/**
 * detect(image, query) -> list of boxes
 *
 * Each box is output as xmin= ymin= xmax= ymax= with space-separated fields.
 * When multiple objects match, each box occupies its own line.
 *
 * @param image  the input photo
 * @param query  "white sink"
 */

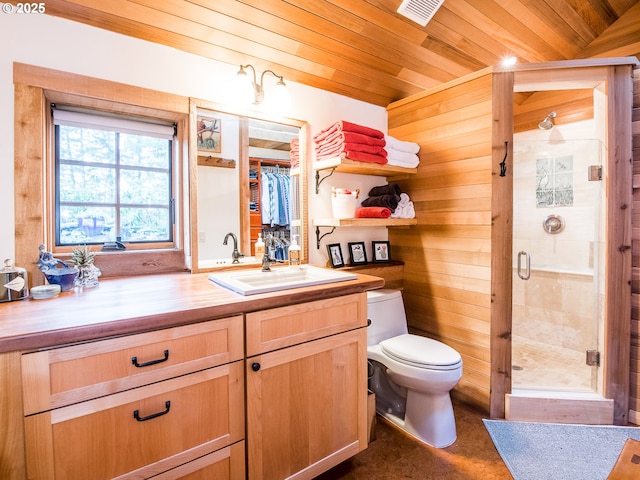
xmin=208 ymin=264 xmax=358 ymax=295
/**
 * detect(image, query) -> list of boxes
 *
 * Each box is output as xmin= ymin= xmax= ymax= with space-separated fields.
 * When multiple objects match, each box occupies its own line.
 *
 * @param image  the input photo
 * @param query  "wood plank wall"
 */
xmin=387 ymin=71 xmax=494 ymax=412
xmin=386 ymin=3 xmax=640 ymax=419
xmin=631 ymin=67 xmax=640 ymax=424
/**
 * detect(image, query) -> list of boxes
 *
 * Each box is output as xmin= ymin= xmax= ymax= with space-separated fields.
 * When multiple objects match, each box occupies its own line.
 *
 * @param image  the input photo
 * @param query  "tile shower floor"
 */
xmin=512 ymin=335 xmax=594 ymax=391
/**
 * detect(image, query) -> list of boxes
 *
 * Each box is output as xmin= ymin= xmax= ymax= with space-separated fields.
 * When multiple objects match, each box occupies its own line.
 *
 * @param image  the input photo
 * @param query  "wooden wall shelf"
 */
xmin=314 ymin=157 xmax=417 ymax=193
xmin=197 ymin=155 xmax=236 ymax=168
xmin=313 ymin=218 xmax=417 ymax=249
xmin=313 ymin=218 xmax=417 ymax=227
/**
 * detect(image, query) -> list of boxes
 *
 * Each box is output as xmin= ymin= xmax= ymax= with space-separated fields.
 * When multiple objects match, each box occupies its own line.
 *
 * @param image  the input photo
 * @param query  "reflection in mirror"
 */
xmin=244 ymin=119 xmax=300 ymax=258
xmin=189 ymin=100 xmax=307 ymax=272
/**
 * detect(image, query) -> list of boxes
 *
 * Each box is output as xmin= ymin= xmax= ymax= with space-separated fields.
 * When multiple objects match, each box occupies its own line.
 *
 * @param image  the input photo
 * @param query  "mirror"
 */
xmin=189 ymin=99 xmax=308 ymax=272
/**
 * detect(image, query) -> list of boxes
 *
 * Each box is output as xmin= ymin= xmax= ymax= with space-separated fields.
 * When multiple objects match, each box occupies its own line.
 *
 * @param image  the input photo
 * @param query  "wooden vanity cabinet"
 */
xmin=21 ymin=316 xmax=245 ymax=480
xmin=245 ymin=293 xmax=369 ymax=480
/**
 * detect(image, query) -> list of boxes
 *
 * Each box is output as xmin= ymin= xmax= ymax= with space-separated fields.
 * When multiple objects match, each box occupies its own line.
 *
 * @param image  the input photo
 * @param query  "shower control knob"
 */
xmin=251 ymin=362 xmax=261 ymax=372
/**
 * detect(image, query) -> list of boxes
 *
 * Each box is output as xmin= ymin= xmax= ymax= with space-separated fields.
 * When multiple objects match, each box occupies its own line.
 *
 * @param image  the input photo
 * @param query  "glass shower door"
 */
xmin=511 ymin=139 xmax=604 ymax=393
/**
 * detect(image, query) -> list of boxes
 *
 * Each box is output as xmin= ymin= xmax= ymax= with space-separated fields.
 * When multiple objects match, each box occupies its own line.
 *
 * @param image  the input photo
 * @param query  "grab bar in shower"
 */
xmin=517 ymin=251 xmax=531 ymax=280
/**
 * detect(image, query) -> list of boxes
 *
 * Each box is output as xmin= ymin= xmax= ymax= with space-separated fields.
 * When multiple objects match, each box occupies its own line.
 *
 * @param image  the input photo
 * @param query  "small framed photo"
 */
xmin=327 ymin=243 xmax=345 ymax=268
xmin=372 ymin=241 xmax=391 ymax=263
xmin=348 ymin=242 xmax=367 ymax=266
xmin=196 ymin=114 xmax=222 ymax=153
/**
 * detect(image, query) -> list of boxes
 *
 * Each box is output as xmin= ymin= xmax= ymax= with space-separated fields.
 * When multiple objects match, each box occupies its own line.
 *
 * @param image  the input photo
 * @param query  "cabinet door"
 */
xmin=246 ymin=328 xmax=368 ymax=480
xmin=246 ymin=293 xmax=367 ymax=356
xmin=24 ymin=362 xmax=244 ymax=480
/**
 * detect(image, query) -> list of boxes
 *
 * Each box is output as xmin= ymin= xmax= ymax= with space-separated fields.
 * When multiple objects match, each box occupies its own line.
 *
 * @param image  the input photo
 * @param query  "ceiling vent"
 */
xmin=396 ymin=0 xmax=445 ymax=27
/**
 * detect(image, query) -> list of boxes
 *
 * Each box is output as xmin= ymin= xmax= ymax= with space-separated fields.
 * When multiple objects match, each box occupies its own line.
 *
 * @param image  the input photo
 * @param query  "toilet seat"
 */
xmin=380 ymin=334 xmax=462 ymax=371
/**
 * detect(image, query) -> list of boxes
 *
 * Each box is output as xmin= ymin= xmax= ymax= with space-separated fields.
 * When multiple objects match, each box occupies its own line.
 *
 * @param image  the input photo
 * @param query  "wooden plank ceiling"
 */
xmin=42 ymin=0 xmax=640 ymax=107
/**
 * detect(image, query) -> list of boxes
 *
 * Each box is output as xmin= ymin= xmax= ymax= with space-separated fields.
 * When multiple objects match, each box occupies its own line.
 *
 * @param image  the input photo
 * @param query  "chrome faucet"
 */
xmin=261 ymin=234 xmax=274 ymax=271
xmin=261 ymin=234 xmax=283 ymax=271
xmin=223 ymin=232 xmax=244 ymax=264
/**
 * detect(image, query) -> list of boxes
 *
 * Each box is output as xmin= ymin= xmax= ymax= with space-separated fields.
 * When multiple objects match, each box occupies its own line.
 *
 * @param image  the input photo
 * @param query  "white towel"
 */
xmin=390 ymin=193 xmax=416 ymax=219
xmin=386 ymin=148 xmax=420 ymax=168
xmin=384 ymin=135 xmax=420 ymax=154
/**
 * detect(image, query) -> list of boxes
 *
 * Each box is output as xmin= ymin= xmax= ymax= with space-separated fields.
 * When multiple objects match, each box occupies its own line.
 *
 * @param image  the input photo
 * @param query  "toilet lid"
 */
xmin=380 ymin=334 xmax=462 ymax=370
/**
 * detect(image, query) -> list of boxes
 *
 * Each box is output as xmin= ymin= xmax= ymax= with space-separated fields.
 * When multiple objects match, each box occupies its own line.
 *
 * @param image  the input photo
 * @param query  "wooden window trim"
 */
xmin=13 ymin=63 xmax=190 ymax=283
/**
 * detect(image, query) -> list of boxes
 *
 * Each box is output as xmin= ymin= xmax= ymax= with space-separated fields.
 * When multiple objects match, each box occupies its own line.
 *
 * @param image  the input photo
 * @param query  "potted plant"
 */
xmin=71 ymin=245 xmax=101 ymax=288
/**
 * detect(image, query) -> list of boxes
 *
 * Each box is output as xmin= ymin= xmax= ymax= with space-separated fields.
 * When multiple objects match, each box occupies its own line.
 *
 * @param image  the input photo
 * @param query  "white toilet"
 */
xmin=367 ymin=289 xmax=463 ymax=448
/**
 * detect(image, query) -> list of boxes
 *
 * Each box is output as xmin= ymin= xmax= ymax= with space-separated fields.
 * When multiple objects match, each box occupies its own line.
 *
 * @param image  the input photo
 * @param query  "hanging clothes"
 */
xmin=260 ymin=170 xmax=290 ymax=227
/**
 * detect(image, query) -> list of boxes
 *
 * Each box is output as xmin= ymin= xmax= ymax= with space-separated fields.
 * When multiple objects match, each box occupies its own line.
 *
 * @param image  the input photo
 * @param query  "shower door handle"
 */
xmin=517 ymin=251 xmax=531 ymax=280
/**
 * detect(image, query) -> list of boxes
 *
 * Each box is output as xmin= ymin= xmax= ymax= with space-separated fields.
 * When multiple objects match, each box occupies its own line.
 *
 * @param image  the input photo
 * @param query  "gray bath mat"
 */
xmin=483 ymin=419 xmax=640 ymax=480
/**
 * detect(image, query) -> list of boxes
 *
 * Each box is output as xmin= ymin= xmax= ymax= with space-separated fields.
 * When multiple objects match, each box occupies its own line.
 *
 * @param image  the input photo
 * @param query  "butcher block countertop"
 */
xmin=0 ymin=270 xmax=384 ymax=354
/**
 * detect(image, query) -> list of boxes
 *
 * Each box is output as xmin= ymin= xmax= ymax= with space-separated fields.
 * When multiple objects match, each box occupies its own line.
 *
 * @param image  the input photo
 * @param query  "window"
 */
xmin=53 ymin=108 xmax=176 ymax=247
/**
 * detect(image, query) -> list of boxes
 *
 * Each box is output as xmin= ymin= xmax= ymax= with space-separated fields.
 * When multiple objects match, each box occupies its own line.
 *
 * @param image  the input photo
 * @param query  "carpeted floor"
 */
xmin=484 ymin=420 xmax=640 ymax=480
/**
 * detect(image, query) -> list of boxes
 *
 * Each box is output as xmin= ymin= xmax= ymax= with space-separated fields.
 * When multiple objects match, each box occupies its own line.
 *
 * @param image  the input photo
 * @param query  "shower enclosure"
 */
xmin=511 ymin=139 xmax=605 ymax=394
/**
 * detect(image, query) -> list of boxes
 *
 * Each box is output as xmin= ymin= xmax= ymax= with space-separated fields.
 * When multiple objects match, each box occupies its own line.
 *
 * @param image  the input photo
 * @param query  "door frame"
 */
xmin=489 ymin=59 xmax=637 ymax=424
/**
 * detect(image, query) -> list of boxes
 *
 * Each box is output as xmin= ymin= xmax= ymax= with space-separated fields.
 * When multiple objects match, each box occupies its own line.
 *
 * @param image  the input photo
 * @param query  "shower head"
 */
xmin=538 ymin=111 xmax=557 ymax=130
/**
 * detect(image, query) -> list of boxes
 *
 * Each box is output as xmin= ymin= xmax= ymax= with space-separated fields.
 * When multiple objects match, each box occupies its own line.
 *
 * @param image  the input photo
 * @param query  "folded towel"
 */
xmin=390 ymin=193 xmax=416 ymax=219
xmin=384 ymin=134 xmax=420 ymax=154
xmin=361 ymin=194 xmax=400 ymax=210
xmin=316 ymin=141 xmax=387 ymax=158
xmin=356 ymin=206 xmax=392 ymax=218
xmin=342 ymin=151 xmax=387 ymax=164
xmin=386 ymin=148 xmax=420 ymax=168
xmin=390 ymin=201 xmax=415 ymax=219
xmin=289 ymin=138 xmax=299 ymax=168
xmin=316 ymin=131 xmax=386 ymax=149
xmin=397 ymin=192 xmax=411 ymax=207
xmin=315 ymin=120 xmax=385 ymax=144
xmin=368 ymin=183 xmax=401 ymax=197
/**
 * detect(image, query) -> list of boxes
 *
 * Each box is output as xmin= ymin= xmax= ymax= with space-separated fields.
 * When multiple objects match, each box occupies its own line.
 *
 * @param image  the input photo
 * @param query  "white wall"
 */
xmin=0 ymin=12 xmax=388 ymax=267
xmin=197 ymin=113 xmax=241 ymax=260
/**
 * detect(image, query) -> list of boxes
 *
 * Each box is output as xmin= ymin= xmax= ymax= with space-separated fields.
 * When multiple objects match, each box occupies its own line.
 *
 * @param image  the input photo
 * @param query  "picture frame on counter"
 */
xmin=327 ymin=243 xmax=345 ymax=268
xmin=348 ymin=241 xmax=367 ymax=266
xmin=372 ymin=241 xmax=391 ymax=263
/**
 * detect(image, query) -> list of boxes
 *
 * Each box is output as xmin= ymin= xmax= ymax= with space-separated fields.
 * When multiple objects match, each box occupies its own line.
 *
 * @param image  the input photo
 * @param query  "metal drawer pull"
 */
xmin=133 ymin=400 xmax=171 ymax=422
xmin=131 ymin=349 xmax=169 ymax=368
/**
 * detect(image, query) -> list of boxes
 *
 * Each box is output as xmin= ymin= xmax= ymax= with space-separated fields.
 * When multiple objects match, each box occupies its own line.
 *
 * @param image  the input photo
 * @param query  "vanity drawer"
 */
xmin=246 ymin=293 xmax=367 ymax=356
xmin=24 ymin=361 xmax=244 ymax=480
xmin=21 ymin=315 xmax=243 ymax=415
xmin=152 ymin=441 xmax=245 ymax=480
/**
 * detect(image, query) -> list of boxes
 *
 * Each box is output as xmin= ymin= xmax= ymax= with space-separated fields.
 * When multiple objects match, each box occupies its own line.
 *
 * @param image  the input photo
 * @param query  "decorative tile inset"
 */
xmin=536 ymin=155 xmax=574 ymax=207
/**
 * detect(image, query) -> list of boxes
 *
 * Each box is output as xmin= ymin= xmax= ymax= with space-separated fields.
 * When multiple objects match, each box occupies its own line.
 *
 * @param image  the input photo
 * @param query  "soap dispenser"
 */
xmin=255 ymin=232 xmax=265 ymax=258
xmin=288 ymin=234 xmax=301 ymax=267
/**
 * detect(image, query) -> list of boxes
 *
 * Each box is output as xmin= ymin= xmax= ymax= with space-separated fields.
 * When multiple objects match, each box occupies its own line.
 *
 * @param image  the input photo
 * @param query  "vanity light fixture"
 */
xmin=236 ymin=64 xmax=291 ymax=112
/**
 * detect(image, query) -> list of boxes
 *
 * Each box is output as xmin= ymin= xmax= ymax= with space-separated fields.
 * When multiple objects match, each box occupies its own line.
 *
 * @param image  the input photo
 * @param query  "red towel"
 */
xmin=318 ymin=131 xmax=386 ymax=148
xmin=316 ymin=142 xmax=387 ymax=158
xmin=314 ymin=120 xmax=385 ymax=144
xmin=356 ymin=207 xmax=392 ymax=218
xmin=289 ymin=137 xmax=299 ymax=168
xmin=342 ymin=151 xmax=388 ymax=164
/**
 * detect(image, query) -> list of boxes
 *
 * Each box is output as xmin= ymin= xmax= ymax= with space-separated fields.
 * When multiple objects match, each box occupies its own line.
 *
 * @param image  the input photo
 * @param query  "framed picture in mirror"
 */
xmin=196 ymin=114 xmax=222 ymax=153
xmin=327 ymin=243 xmax=345 ymax=268
xmin=372 ymin=241 xmax=391 ymax=263
xmin=348 ymin=242 xmax=367 ymax=266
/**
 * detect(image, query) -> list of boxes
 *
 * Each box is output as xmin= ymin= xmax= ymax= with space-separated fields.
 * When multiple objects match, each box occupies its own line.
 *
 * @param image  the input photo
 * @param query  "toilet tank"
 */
xmin=367 ymin=289 xmax=409 ymax=345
